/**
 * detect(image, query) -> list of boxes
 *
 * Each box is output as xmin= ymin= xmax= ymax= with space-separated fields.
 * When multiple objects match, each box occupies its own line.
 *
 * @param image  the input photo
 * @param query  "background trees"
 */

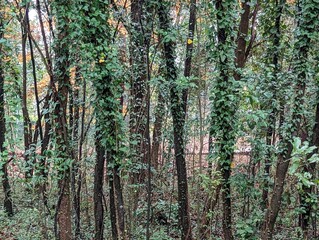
xmin=0 ymin=0 xmax=318 ymax=240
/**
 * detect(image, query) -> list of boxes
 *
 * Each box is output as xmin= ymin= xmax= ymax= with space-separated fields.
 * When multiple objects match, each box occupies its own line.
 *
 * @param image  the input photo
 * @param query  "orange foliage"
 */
xmin=17 ymin=53 xmax=32 ymax=63
xmin=37 ymin=74 xmax=50 ymax=94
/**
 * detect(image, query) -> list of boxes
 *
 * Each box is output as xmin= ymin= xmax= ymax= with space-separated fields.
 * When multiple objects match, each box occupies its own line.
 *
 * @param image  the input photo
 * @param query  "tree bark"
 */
xmin=129 ymin=0 xmax=152 ymax=187
xmin=261 ymin=1 xmax=316 ymax=238
xmin=52 ymin=1 xmax=72 ymax=238
xmin=182 ymin=0 xmax=196 ymax=113
xmin=70 ymin=67 xmax=81 ymax=238
xmin=94 ymin=135 xmax=106 ymax=240
xmin=262 ymin=0 xmax=283 ymax=210
xmin=0 ymin=14 xmax=13 ymax=216
xmin=80 ymin=1 xmax=126 ymax=238
xmin=129 ymin=2 xmax=153 ymax=236
xmin=158 ymin=1 xmax=192 ymax=238
xmin=212 ymin=0 xmax=251 ymax=238
xmin=35 ymin=0 xmax=54 ymax=208
xmin=21 ymin=3 xmax=33 ymax=179
xmin=299 ymin=91 xmax=319 ymax=237
xmin=151 ymin=86 xmax=165 ymax=169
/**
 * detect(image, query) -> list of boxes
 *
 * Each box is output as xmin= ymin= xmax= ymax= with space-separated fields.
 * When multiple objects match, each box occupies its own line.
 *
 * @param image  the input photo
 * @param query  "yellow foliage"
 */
xmin=3 ymin=56 xmax=11 ymax=62
xmin=70 ymin=66 xmax=77 ymax=85
xmin=231 ymin=162 xmax=235 ymax=169
xmin=99 ymin=58 xmax=105 ymax=63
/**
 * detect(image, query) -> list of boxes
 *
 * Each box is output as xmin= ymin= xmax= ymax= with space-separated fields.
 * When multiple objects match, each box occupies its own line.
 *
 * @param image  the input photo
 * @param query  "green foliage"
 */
xmin=290 ymin=137 xmax=319 ymax=188
xmin=1 ymin=0 xmax=319 ymax=239
xmin=236 ymin=218 xmax=258 ymax=240
xmin=198 ymin=170 xmax=222 ymax=195
xmin=207 ymin=8 xmax=241 ymax=206
xmin=0 ymin=207 xmax=54 ymax=239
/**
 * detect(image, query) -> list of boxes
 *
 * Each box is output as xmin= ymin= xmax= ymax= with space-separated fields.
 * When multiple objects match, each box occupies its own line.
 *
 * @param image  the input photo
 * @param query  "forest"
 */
xmin=0 ymin=0 xmax=318 ymax=239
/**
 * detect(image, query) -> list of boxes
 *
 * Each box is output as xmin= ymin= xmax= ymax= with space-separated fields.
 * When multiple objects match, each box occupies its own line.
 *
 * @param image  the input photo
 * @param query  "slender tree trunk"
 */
xmin=158 ymin=1 xmax=192 ymax=238
xmin=0 ymin=16 xmax=13 ymax=216
xmin=113 ymin=164 xmax=125 ymax=237
xmin=212 ymin=0 xmax=249 ymax=238
xmin=80 ymin=1 xmax=126 ymax=238
xmin=54 ymin=83 xmax=72 ymax=240
xmin=35 ymin=0 xmax=54 ymax=207
xmin=53 ymin=1 xmax=72 ymax=238
xmin=107 ymin=149 xmax=120 ymax=240
xmin=299 ymin=92 xmax=319 ymax=237
xmin=129 ymin=2 xmax=153 ymax=236
xmin=261 ymin=1 xmax=317 ymax=238
xmin=117 ymin=88 xmax=126 ymax=238
xmin=262 ymin=0 xmax=283 ymax=210
xmin=151 ymin=87 xmax=165 ymax=170
xmin=129 ymin=0 xmax=152 ymax=189
xmin=211 ymin=1 xmax=252 ymax=238
xmin=94 ymin=78 xmax=123 ymax=240
xmin=70 ymin=67 xmax=81 ymax=238
xmin=94 ymin=135 xmax=105 ymax=240
xmin=182 ymin=0 xmax=196 ymax=112
xmin=21 ymin=4 xmax=33 ymax=179
xmin=27 ymin=9 xmax=43 ymax=147
xmin=78 ymin=77 xmax=86 ymax=229
xmin=151 ymin=61 xmax=166 ymax=170
xmin=26 ymin=9 xmax=46 ymax=197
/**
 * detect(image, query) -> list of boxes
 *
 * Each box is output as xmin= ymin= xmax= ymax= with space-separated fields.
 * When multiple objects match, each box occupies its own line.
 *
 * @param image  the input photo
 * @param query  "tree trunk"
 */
xmin=76 ymin=0 xmax=126 ymax=238
xmin=108 ymin=153 xmax=118 ymax=240
xmin=262 ymin=0 xmax=283 ymax=210
xmin=299 ymin=92 xmax=319 ymax=237
xmin=0 ymin=15 xmax=13 ymax=216
xmin=158 ymin=1 xmax=192 ymax=238
xmin=21 ymin=4 xmax=33 ymax=180
xmin=129 ymin=2 xmax=153 ymax=235
xmin=54 ymin=82 xmax=72 ymax=240
xmin=53 ymin=1 xmax=72 ymax=238
xmin=94 ymin=135 xmax=106 ymax=240
xmin=212 ymin=0 xmax=245 ymax=238
xmin=151 ymin=61 xmax=166 ymax=170
xmin=151 ymin=88 xmax=165 ymax=170
xmin=211 ymin=1 xmax=252 ymax=238
xmin=70 ymin=67 xmax=81 ymax=238
xmin=129 ymin=0 xmax=152 ymax=188
xmin=182 ymin=0 xmax=196 ymax=112
xmin=235 ymin=0 xmax=250 ymax=71
xmin=261 ymin=1 xmax=316 ymax=238
xmin=35 ymin=0 xmax=54 ymax=207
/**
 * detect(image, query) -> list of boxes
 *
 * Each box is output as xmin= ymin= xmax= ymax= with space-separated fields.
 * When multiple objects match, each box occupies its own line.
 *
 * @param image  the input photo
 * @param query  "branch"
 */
xmin=245 ymin=3 xmax=259 ymax=61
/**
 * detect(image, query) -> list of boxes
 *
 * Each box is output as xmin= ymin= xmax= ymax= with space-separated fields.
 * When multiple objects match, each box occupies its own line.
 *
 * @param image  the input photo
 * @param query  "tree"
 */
xmin=0 ymin=4 xmax=13 ymax=217
xmin=261 ymin=0 xmax=319 ymax=238
xmin=129 ymin=0 xmax=152 ymax=195
xmin=52 ymin=0 xmax=72 ymax=238
xmin=209 ymin=0 xmax=253 ymax=238
xmin=78 ymin=0 xmax=126 ymax=239
xmin=261 ymin=0 xmax=284 ymax=209
xmin=158 ymin=0 xmax=193 ymax=238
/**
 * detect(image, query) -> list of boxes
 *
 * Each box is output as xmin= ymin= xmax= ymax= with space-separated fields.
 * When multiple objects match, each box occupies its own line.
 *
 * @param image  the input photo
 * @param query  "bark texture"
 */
xmin=261 ymin=1 xmax=317 ymax=238
xmin=53 ymin=1 xmax=72 ymax=238
xmin=0 ymin=14 xmax=13 ymax=216
xmin=158 ymin=1 xmax=192 ymax=238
